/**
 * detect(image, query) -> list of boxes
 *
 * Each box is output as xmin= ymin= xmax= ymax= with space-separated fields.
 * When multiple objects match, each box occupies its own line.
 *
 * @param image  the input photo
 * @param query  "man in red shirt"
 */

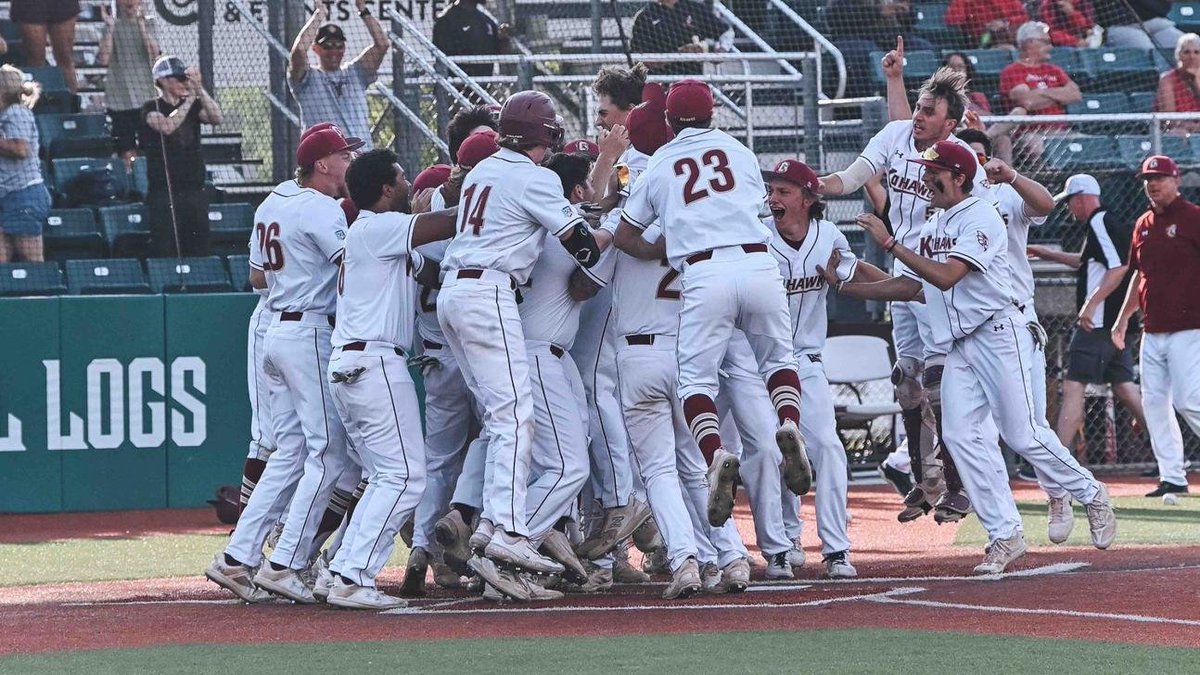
xmin=946 ymin=0 xmax=1028 ymax=48
xmin=1113 ymin=155 xmax=1200 ymax=497
xmin=999 ymin=21 xmax=1081 ymax=159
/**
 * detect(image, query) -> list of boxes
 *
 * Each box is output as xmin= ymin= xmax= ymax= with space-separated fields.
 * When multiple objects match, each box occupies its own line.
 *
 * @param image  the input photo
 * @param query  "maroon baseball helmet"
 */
xmin=1138 ymin=154 xmax=1180 ymax=178
xmin=563 ymin=138 xmax=601 ymax=159
xmin=412 ymin=164 xmax=452 ymax=192
xmin=499 ymin=90 xmax=564 ymax=148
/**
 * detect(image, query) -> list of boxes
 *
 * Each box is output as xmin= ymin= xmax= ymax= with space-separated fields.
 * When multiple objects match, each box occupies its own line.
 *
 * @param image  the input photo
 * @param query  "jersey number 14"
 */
xmin=459 ymin=185 xmax=492 ymax=235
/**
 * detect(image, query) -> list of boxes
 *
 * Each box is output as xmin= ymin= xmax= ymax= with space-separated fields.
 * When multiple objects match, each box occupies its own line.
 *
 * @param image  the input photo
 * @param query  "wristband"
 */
xmin=883 ymin=236 xmax=897 ymax=252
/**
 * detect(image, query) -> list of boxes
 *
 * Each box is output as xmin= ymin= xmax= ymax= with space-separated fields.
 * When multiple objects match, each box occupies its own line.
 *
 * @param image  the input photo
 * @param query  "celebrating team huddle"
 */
xmin=205 ymin=58 xmax=1120 ymax=609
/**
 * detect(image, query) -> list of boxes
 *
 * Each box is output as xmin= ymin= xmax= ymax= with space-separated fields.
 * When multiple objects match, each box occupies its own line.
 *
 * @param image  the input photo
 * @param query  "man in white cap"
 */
xmin=998 ymin=21 xmax=1081 ymax=159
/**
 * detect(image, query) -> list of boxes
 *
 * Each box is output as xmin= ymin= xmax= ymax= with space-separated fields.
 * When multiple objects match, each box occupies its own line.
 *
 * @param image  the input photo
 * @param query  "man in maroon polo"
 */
xmin=1113 ymin=155 xmax=1200 ymax=497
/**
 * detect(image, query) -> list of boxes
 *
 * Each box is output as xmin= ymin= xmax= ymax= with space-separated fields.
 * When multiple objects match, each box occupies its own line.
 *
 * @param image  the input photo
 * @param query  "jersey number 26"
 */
xmin=255 ymin=222 xmax=285 ymax=271
xmin=674 ymin=150 xmax=735 ymax=205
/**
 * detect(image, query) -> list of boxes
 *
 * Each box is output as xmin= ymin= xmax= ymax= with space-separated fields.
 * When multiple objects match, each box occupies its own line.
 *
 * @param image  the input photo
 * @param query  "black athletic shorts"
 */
xmin=1065 ymin=327 xmax=1135 ymax=385
xmin=10 ymin=0 xmax=80 ymax=25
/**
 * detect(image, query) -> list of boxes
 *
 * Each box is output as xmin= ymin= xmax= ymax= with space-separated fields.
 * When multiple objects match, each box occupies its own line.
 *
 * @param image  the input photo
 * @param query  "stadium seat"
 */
xmin=51 ymin=157 xmax=130 ymax=206
xmin=130 ymin=158 xmax=149 ymax=198
xmin=1048 ymin=47 xmax=1086 ymax=83
xmin=146 ymin=256 xmax=233 ymax=293
xmin=23 ymin=65 xmax=74 ymax=114
xmin=0 ymin=20 xmax=23 ymax=67
xmin=913 ymin=4 xmax=964 ymax=49
xmin=207 ymin=202 xmax=255 ymax=256
xmin=955 ymin=49 xmax=1012 ymax=90
xmin=1116 ymin=135 xmax=1194 ymax=170
xmin=43 ymin=208 xmax=107 ymax=261
xmin=225 ymin=254 xmax=252 ymax=291
xmin=97 ymin=204 xmax=152 ymax=258
xmin=1128 ymin=91 xmax=1156 ymax=112
xmin=1079 ymin=48 xmax=1160 ymax=93
xmin=0 ymin=262 xmax=66 ymax=297
xmin=35 ymin=113 xmax=111 ymax=159
xmin=65 ymin=258 xmax=151 ymax=295
xmin=1040 ymin=136 xmax=1123 ymax=173
xmin=1066 ymin=93 xmax=1132 ymax=133
xmin=870 ymin=50 xmax=939 ymax=89
xmin=1172 ymin=1 xmax=1200 ymax=33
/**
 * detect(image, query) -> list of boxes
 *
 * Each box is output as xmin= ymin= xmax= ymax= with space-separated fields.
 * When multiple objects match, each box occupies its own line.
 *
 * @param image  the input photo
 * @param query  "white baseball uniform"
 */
xmin=907 ymin=196 xmax=1102 ymax=543
xmin=225 ymin=180 xmax=350 ymax=570
xmin=325 ymin=209 xmax=427 ymax=587
xmin=438 ymin=148 xmax=587 ymax=537
xmin=611 ymin=226 xmax=748 ymax=571
xmin=246 ymin=230 xmax=276 ymax=462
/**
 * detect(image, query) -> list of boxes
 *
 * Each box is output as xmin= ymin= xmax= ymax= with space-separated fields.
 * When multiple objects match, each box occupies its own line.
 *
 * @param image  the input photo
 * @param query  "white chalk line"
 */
xmin=869 ymin=596 xmax=1200 ymax=627
xmin=745 ymin=584 xmax=811 ymax=593
xmin=633 ymin=562 xmax=1090 ymax=587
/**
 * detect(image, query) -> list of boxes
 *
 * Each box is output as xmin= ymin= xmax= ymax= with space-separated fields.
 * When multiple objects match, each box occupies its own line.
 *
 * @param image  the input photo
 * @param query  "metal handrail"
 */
xmin=448 ymin=51 xmax=816 ymax=63
xmin=712 ymin=0 xmax=801 ymax=80
xmin=369 ymin=83 xmax=451 ymax=158
xmin=383 ymin=31 xmax=475 ymax=110
xmin=226 ymin=0 xmax=297 ymax=126
xmin=383 ymin=7 xmax=499 ymax=106
xmin=762 ymin=0 xmax=846 ymax=99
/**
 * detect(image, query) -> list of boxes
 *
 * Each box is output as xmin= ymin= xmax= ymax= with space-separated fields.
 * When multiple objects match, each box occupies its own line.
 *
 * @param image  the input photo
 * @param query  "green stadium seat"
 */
xmin=1128 ymin=91 xmax=1156 ymax=112
xmin=35 ymin=113 xmax=111 ymax=159
xmin=130 ymin=157 xmax=149 ymax=198
xmin=97 ymin=204 xmax=151 ymax=258
xmin=1079 ymin=48 xmax=1160 ymax=93
xmin=0 ymin=20 xmax=24 ymax=67
xmin=146 ymin=256 xmax=233 ymax=293
xmin=51 ymin=157 xmax=130 ymax=206
xmin=1040 ymin=136 xmax=1123 ymax=173
xmin=955 ymin=49 xmax=1012 ymax=90
xmin=24 ymin=66 xmax=74 ymax=114
xmin=226 ymin=254 xmax=253 ymax=291
xmin=870 ymin=50 xmax=939 ymax=89
xmin=0 ymin=262 xmax=66 ymax=297
xmin=913 ymin=4 xmax=964 ymax=49
xmin=1116 ymin=135 xmax=1194 ymax=170
xmin=1048 ymin=47 xmax=1086 ymax=83
xmin=207 ymin=203 xmax=254 ymax=234
xmin=65 ymin=258 xmax=151 ymax=295
xmin=43 ymin=208 xmax=106 ymax=261
xmin=1066 ymin=93 xmax=1132 ymax=133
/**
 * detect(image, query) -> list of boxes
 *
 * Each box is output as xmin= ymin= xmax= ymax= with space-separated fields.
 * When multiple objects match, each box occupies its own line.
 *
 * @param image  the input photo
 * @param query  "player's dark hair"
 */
xmin=543 ymin=152 xmax=593 ymax=199
xmin=956 ymin=128 xmax=991 ymax=156
xmin=592 ymin=63 xmax=649 ymax=110
xmin=448 ymin=105 xmax=499 ymax=163
xmin=346 ymin=148 xmax=400 ymax=210
xmin=918 ymin=67 xmax=969 ymax=125
xmin=805 ymin=189 xmax=826 ymax=221
xmin=960 ymin=177 xmax=975 ymax=194
xmin=499 ymin=136 xmax=541 ymax=153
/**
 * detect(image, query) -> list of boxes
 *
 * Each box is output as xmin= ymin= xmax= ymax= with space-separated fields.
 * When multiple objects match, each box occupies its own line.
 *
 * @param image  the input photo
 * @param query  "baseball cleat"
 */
xmin=701 ymin=561 xmax=724 ymax=594
xmin=662 ymin=557 xmax=702 ymax=600
xmin=1046 ymin=496 xmax=1075 ymax=544
xmin=706 ymin=448 xmax=741 ymax=527
xmin=399 ymin=546 xmax=429 ymax=598
xmin=717 ymin=557 xmax=750 ymax=593
xmin=469 ymin=518 xmax=496 ymax=554
xmin=469 ymin=555 xmax=530 ymax=602
xmin=432 ymin=561 xmax=464 ymax=589
xmin=631 ymin=515 xmax=663 ymax=553
xmin=1085 ymin=483 xmax=1117 ymax=550
xmin=310 ymin=554 xmax=332 ymax=602
xmin=1144 ymin=481 xmax=1189 ymax=498
xmin=613 ymin=557 xmax=651 ymax=584
xmin=485 ymin=531 xmax=565 ymax=576
xmin=776 ymin=420 xmax=813 ymax=496
xmin=973 ymin=533 xmax=1027 ymax=575
xmin=878 ymin=462 xmax=914 ymax=497
xmin=254 ymin=564 xmax=317 ymax=604
xmin=764 ymin=551 xmax=794 ymax=580
xmin=520 ymin=573 xmax=565 ymax=601
xmin=434 ymin=510 xmax=474 ymax=575
xmin=787 ymin=541 xmax=806 ymax=569
xmin=821 ymin=551 xmax=857 ymax=579
xmin=576 ymin=499 xmax=653 ymax=560
xmin=933 ymin=490 xmax=971 ymax=524
xmin=538 ymin=529 xmax=590 ymax=585
xmin=642 ymin=547 xmax=670 ymax=576
xmin=326 ymin=579 xmax=407 ymax=610
xmin=562 ymin=564 xmax=613 ymax=593
xmin=205 ymin=553 xmax=268 ymax=603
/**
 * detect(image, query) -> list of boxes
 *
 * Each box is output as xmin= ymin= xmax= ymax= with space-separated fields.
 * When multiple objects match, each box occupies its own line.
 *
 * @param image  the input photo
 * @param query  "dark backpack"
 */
xmin=66 ymin=165 xmax=121 ymax=207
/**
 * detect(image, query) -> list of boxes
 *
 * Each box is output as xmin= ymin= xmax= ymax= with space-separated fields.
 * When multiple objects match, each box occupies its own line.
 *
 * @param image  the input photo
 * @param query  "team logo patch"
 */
xmin=335 ymin=230 xmax=347 ymax=240
xmin=562 ymin=206 xmax=573 ymax=217
xmin=976 ymin=231 xmax=989 ymax=249
xmin=1167 ymin=224 xmax=1178 ymax=238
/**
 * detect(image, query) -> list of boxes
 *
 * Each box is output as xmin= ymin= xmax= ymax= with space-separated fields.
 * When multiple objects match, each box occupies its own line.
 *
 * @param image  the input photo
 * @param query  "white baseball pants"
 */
xmin=678 ymin=435 xmax=749 ymax=568
xmin=438 ymin=272 xmax=535 ymax=537
xmin=1141 ymin=329 xmax=1200 ymax=487
xmin=246 ymin=298 xmax=276 ymax=460
xmin=524 ymin=342 xmax=590 ymax=538
xmin=794 ymin=356 xmax=850 ymax=555
xmin=328 ymin=345 xmax=426 ymax=587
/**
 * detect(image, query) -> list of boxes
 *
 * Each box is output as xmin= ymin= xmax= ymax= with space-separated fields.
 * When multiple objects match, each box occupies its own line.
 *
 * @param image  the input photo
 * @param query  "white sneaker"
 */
xmin=311 ymin=556 xmax=333 ymax=602
xmin=485 ymin=531 xmax=564 ymax=575
xmin=467 ymin=555 xmax=530 ymax=602
xmin=520 ymin=573 xmax=565 ymax=601
xmin=539 ymin=529 xmax=589 ymax=585
xmin=205 ymin=553 xmax=269 ymax=603
xmin=662 ymin=557 xmax=702 ymax=600
xmin=822 ymin=551 xmax=857 ymax=579
xmin=326 ymin=579 xmax=406 ymax=610
xmin=764 ymin=552 xmax=794 ymax=580
xmin=706 ymin=448 xmax=741 ymax=527
xmin=1084 ymin=483 xmax=1117 ymax=550
xmin=254 ymin=564 xmax=317 ymax=603
xmin=700 ymin=561 xmax=724 ymax=595
xmin=973 ymin=533 xmax=1028 ymax=575
xmin=718 ymin=557 xmax=750 ymax=593
xmin=1047 ymin=496 xmax=1074 ymax=544
xmin=787 ymin=542 xmax=806 ymax=569
xmin=776 ymin=419 xmax=813 ymax=496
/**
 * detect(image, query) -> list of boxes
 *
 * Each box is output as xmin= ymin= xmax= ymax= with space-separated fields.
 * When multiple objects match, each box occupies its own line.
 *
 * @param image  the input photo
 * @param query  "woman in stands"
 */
xmin=1156 ymin=33 xmax=1200 ymax=134
xmin=941 ymin=51 xmax=991 ymax=114
xmin=0 ymin=65 xmax=49 ymax=262
xmin=9 ymin=0 xmax=79 ymax=94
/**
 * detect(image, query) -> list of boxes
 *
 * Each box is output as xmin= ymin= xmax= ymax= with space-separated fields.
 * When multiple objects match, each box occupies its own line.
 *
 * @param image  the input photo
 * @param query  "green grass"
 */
xmin=0 ymin=630 xmax=1195 ymax=674
xmin=955 ymin=494 xmax=1200 ymax=547
xmin=0 ymin=534 xmax=410 ymax=587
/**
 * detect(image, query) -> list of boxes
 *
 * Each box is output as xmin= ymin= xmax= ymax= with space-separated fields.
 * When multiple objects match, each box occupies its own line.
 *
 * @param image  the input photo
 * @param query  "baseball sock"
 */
xmin=900 ymin=409 xmax=924 ymax=485
xmin=239 ymin=458 xmax=268 ymax=516
xmin=683 ymin=394 xmax=722 ymax=464
xmin=765 ymin=370 xmax=802 ymax=426
xmin=314 ymin=487 xmax=354 ymax=545
xmin=939 ymin=443 xmax=964 ymax=493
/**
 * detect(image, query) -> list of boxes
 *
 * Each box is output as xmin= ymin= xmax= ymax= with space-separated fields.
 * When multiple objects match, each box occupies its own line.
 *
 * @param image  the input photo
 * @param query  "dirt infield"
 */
xmin=2 ymin=477 xmax=1197 ymax=655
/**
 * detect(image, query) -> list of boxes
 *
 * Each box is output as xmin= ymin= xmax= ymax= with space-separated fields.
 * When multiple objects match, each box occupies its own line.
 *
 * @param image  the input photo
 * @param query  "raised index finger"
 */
xmin=896 ymin=35 xmax=904 ymax=58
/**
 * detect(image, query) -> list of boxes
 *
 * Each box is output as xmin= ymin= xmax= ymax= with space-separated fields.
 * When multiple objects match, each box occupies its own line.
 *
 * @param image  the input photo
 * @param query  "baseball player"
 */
xmin=239 ymin=233 xmax=276 ymax=516
xmin=820 ymin=65 xmax=992 ymax=524
xmin=437 ymin=90 xmax=600 ymax=591
xmin=832 ymin=141 xmax=1116 ymax=574
xmin=319 ymin=148 xmax=458 ymax=609
xmin=206 ymin=125 xmax=362 ymax=602
xmin=1113 ymin=155 xmax=1200 ymax=498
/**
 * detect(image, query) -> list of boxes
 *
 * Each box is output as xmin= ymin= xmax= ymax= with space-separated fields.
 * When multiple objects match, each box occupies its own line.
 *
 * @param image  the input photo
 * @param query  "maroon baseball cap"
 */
xmin=666 ymin=79 xmax=714 ymax=124
xmin=642 ymin=82 xmax=667 ymax=109
xmin=1138 ymin=154 xmax=1180 ymax=178
xmin=762 ymin=159 xmax=819 ymax=192
xmin=339 ymin=197 xmax=360 ymax=225
xmin=563 ymin=138 xmax=600 ymax=159
xmin=413 ymin=164 xmax=452 ymax=192
xmin=907 ymin=140 xmax=977 ymax=183
xmin=627 ymin=102 xmax=674 ymax=156
xmin=300 ymin=122 xmax=338 ymax=141
xmin=296 ymin=127 xmax=364 ymax=169
xmin=456 ymin=130 xmax=500 ymax=168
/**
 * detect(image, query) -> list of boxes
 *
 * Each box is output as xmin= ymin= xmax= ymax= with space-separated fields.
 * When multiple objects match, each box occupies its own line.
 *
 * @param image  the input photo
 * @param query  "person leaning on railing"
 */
xmin=1156 ymin=33 xmax=1200 ymax=135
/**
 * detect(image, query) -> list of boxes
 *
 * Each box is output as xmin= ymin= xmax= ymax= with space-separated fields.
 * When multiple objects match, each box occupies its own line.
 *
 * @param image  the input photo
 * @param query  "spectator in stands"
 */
xmin=9 ymin=0 xmax=78 ymax=94
xmin=289 ymin=0 xmax=388 ymax=149
xmin=1100 ymin=0 xmax=1183 ymax=51
xmin=630 ymin=0 xmax=730 ymax=76
xmin=0 ymin=65 xmax=49 ymax=262
xmin=138 ymin=56 xmax=222 ymax=258
xmin=432 ymin=0 xmax=511 ymax=78
xmin=1038 ymin=0 xmax=1100 ymax=48
xmin=824 ymin=0 xmax=935 ymax=97
xmin=941 ymin=51 xmax=991 ymax=114
xmin=999 ymin=21 xmax=1080 ymax=159
xmin=945 ymin=0 xmax=1028 ymax=49
xmin=1156 ymin=33 xmax=1200 ymax=134
xmin=98 ymin=0 xmax=160 ymax=173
